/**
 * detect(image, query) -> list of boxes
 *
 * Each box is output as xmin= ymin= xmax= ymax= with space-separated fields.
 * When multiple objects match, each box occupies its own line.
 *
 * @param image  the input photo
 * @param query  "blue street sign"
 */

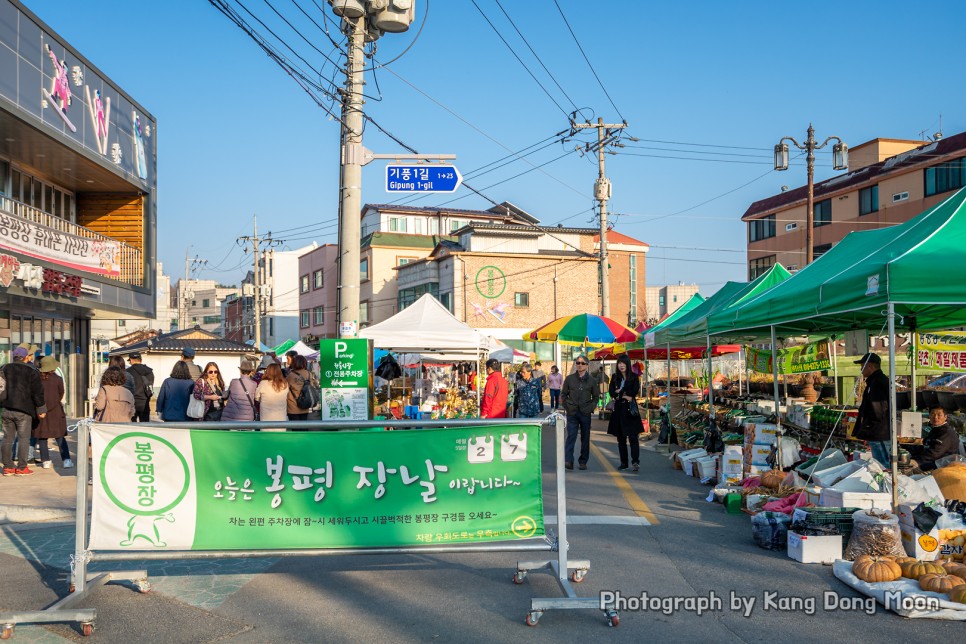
xmin=386 ymin=164 xmax=463 ymax=193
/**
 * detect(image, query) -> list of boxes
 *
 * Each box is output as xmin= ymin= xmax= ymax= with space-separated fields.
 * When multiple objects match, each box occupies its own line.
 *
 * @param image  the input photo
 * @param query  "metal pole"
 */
xmin=910 ymin=324 xmax=918 ymax=412
xmin=596 ymin=119 xmax=610 ymax=318
xmin=337 ymin=14 xmax=365 ymax=338
xmin=831 ymin=336 xmax=839 ymax=403
xmin=888 ymin=304 xmax=899 ymax=511
xmin=770 ymin=326 xmax=783 ymax=470
xmin=74 ymin=420 xmax=90 ymax=593
xmin=706 ymin=335 xmax=714 ymax=419
xmin=555 ymin=414 xmax=569 ymax=581
xmin=805 ymin=124 xmax=816 ymax=265
xmin=252 ymin=216 xmax=261 ymax=351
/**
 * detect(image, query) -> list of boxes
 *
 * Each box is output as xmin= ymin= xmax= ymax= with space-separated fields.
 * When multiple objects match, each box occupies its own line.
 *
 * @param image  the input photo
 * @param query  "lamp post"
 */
xmin=774 ymin=124 xmax=848 ymax=265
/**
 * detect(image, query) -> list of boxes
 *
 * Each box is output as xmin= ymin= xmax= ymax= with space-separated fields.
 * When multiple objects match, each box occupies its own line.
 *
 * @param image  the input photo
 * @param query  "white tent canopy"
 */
xmin=288 ymin=340 xmax=319 ymax=359
xmin=360 ymin=293 xmax=499 ymax=355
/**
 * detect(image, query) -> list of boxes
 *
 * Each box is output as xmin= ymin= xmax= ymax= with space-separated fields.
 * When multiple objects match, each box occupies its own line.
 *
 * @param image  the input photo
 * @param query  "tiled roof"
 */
xmin=110 ymin=327 xmax=253 ymax=355
xmin=461 ymin=222 xmax=599 ymax=235
xmin=593 ymin=230 xmax=648 ymax=246
xmin=362 ymin=232 xmax=457 ymax=249
xmin=743 ymin=130 xmax=966 ymax=220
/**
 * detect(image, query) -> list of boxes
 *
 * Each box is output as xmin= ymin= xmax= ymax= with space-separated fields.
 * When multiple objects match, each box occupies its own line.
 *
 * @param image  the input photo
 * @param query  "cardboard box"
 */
xmin=818 ymin=488 xmax=891 ymax=510
xmin=787 ymin=531 xmax=843 ymax=564
xmin=899 ymin=522 xmax=941 ymax=561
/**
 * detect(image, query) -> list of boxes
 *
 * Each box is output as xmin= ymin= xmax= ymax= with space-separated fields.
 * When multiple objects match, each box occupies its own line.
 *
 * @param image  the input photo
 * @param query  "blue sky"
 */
xmin=30 ymin=0 xmax=966 ymax=295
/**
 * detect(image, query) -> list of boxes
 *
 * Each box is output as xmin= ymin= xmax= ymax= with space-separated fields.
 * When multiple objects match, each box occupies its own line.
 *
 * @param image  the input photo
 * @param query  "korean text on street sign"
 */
xmin=386 ymin=165 xmax=462 ymax=193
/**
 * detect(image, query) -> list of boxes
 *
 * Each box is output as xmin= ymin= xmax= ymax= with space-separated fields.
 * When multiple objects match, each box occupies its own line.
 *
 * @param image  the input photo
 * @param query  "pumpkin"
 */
xmin=950 ymin=585 xmax=966 ymax=604
xmin=852 ymin=556 xmax=902 ymax=583
xmin=919 ymin=572 xmax=966 ymax=594
xmin=905 ymin=561 xmax=946 ymax=580
xmin=760 ymin=469 xmax=784 ymax=489
xmin=895 ymin=557 xmax=918 ymax=576
xmin=941 ymin=561 xmax=966 ymax=578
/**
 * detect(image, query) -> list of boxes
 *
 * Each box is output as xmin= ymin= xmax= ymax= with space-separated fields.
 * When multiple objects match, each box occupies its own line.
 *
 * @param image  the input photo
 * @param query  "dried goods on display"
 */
xmin=844 ymin=510 xmax=906 ymax=560
xmin=851 ymin=555 xmax=902 ymax=583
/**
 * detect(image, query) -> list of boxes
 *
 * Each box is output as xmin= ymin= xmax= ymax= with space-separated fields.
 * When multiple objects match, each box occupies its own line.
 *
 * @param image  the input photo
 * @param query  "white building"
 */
xmin=90 ymin=261 xmax=177 ymax=343
xmin=243 ymin=243 xmax=318 ymax=347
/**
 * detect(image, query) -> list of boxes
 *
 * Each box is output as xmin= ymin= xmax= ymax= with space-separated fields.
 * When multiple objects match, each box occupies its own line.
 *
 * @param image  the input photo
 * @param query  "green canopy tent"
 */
xmin=709 ymin=186 xmax=966 ymax=508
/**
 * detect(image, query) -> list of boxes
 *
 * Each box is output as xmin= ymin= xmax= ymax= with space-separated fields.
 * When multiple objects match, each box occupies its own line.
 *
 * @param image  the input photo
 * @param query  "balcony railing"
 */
xmin=0 ymin=195 xmax=143 ymax=287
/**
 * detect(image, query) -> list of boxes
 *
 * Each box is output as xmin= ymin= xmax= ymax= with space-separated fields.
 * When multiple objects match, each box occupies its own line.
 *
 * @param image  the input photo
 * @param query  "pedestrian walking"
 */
xmin=515 ymin=363 xmax=542 ymax=418
xmin=1 ymin=347 xmax=47 ymax=476
xmin=286 ymin=354 xmax=313 ymax=422
xmin=193 ymin=362 xmax=228 ymax=421
xmin=547 ymin=365 xmax=563 ymax=410
xmin=93 ymin=367 xmax=135 ymax=422
xmin=532 ymin=361 xmax=547 ymax=413
xmin=222 ymin=357 xmax=259 ymax=422
xmin=34 ymin=356 xmax=72 ymax=469
xmin=255 ymin=363 xmax=289 ymax=431
xmin=180 ymin=347 xmax=203 ymax=381
xmin=607 ymin=355 xmax=641 ymax=472
xmin=126 ymin=352 xmax=154 ymax=422
xmin=479 ymin=358 xmax=508 ymax=419
xmin=561 ymin=354 xmax=599 ymax=470
xmin=155 ymin=361 xmax=196 ymax=422
xmin=107 ymin=354 xmax=137 ymax=399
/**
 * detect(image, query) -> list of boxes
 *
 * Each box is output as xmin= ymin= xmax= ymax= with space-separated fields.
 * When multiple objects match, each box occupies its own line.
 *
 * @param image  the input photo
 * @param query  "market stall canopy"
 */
xmin=524 ymin=313 xmax=639 ymax=347
xmin=651 ymin=263 xmax=792 ymax=346
xmin=271 ymin=339 xmax=297 ymax=355
xmin=710 ymin=187 xmax=966 ymax=338
xmin=359 ymin=293 xmax=499 ymax=354
xmin=592 ymin=344 xmax=741 ymax=360
xmin=632 ymin=292 xmax=704 ymax=349
xmin=489 ymin=345 xmax=531 ymax=364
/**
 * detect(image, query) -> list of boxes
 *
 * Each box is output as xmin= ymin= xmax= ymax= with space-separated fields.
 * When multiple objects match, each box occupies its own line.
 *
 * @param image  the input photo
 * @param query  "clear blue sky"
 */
xmin=30 ymin=0 xmax=966 ymax=296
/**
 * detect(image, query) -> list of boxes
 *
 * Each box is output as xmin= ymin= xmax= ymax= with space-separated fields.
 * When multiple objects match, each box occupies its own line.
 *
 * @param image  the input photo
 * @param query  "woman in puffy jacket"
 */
xmin=155 ymin=361 xmax=195 ymax=422
xmin=93 ymin=367 xmax=135 ymax=422
xmin=222 ymin=357 xmax=259 ymax=422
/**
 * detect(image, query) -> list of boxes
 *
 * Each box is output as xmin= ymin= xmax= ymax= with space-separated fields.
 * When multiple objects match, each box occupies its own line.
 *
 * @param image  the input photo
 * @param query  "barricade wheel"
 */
xmin=137 ymin=581 xmax=152 ymax=594
xmin=606 ymin=610 xmax=619 ymax=627
xmin=525 ymin=611 xmax=541 ymax=627
xmin=81 ymin=622 xmax=94 ymax=637
xmin=512 ymin=572 xmax=526 ymax=585
xmin=570 ymin=569 xmax=587 ymax=583
xmin=1 ymin=625 xmax=13 ymax=640
xmin=68 ymin=583 xmax=76 ymax=593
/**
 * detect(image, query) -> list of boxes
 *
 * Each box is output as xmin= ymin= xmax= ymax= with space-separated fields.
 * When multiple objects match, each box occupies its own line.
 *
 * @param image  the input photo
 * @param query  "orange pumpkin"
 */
xmin=940 ymin=561 xmax=966 ymax=578
xmin=760 ymin=469 xmax=784 ymax=489
xmin=852 ymin=556 xmax=902 ymax=583
xmin=950 ymin=585 xmax=966 ymax=604
xmin=905 ymin=561 xmax=946 ymax=580
xmin=919 ymin=572 xmax=966 ymax=593
xmin=895 ymin=557 xmax=918 ymax=577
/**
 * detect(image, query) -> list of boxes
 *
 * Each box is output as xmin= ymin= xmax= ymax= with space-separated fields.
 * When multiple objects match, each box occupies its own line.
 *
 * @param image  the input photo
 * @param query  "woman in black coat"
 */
xmin=606 ymin=354 xmax=641 ymax=471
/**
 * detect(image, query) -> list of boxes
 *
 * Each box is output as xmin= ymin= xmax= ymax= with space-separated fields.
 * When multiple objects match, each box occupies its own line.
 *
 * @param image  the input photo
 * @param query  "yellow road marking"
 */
xmin=589 ymin=441 xmax=660 ymax=525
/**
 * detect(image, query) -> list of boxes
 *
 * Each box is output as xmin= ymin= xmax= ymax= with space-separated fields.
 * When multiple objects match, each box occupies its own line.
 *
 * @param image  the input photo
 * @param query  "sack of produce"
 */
xmin=843 ymin=509 xmax=906 ymax=560
xmin=751 ymin=511 xmax=791 ymax=551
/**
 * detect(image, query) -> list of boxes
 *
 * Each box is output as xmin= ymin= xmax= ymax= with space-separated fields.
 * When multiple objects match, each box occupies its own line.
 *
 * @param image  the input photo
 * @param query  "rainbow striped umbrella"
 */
xmin=524 ymin=313 xmax=639 ymax=347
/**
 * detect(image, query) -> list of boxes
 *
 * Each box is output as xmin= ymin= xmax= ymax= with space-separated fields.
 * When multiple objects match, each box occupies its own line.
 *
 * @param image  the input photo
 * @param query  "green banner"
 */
xmin=317 ymin=339 xmax=370 ymax=420
xmin=917 ymin=331 xmax=966 ymax=372
xmin=745 ymin=339 xmax=831 ymax=375
xmin=90 ymin=424 xmax=544 ymax=551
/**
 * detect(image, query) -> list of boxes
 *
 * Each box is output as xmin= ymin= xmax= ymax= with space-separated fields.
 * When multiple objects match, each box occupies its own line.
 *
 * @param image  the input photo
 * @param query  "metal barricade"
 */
xmin=0 ymin=416 xmax=616 ymax=637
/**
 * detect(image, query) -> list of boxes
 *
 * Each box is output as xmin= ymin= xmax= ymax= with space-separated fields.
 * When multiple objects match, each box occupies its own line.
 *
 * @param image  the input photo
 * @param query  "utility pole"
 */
xmin=237 ymin=215 xmax=281 ymax=351
xmin=181 ymin=248 xmax=207 ymax=330
xmin=572 ymin=117 xmax=626 ymax=318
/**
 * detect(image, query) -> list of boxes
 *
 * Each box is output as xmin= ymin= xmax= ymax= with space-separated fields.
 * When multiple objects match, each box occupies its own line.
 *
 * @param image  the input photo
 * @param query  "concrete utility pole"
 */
xmin=572 ymin=117 xmax=626 ymax=318
xmin=237 ymin=215 xmax=280 ymax=351
xmin=181 ymin=248 xmax=206 ymax=330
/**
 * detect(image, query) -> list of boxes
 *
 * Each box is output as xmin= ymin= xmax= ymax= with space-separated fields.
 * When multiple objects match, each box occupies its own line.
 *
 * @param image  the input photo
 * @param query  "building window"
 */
xmin=313 ymin=269 xmax=323 ymax=289
xmin=389 ymin=216 xmax=407 ymax=232
xmin=414 ymin=219 xmax=423 ymax=235
xmin=397 ymin=283 xmax=439 ymax=311
xmin=925 ymin=156 xmax=966 ymax=197
xmin=118 ymin=319 xmax=126 ymax=327
xmin=814 ymin=199 xmax=831 ymax=227
xmin=202 ymin=298 xmax=210 ymax=308
xmin=749 ymin=215 xmax=776 ymax=241
xmin=300 ymin=310 xmax=310 ymax=328
xmin=300 ymin=275 xmax=310 ymax=293
xmin=429 ymin=218 xmax=439 ymax=235
xmin=659 ymin=295 xmax=665 ymax=307
xmin=628 ymin=255 xmax=637 ymax=325
xmin=859 ymin=185 xmax=879 ymax=216
xmin=203 ymin=315 xmax=221 ymax=324
xmin=450 ymin=219 xmax=464 ymax=232
xmin=359 ymin=301 xmax=370 ymax=324
xmin=749 ymin=255 xmax=776 ymax=280
xmin=514 ymin=292 xmax=529 ymax=307
xmin=398 ymin=257 xmax=415 ymax=266
xmin=313 ymin=306 xmax=324 ymax=325
xmin=360 ymin=258 xmax=369 ymax=281
xmin=440 ymin=292 xmax=452 ymax=312
xmin=814 ymin=243 xmax=832 ymax=259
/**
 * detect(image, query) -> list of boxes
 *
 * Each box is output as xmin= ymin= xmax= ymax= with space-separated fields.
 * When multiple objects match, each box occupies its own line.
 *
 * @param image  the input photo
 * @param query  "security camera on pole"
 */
xmin=328 ymin=1 xmax=417 ymax=338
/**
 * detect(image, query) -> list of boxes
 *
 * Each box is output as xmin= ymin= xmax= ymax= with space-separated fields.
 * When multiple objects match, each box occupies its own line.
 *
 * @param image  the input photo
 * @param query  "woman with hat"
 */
xmin=222 ymin=357 xmax=260 ymax=423
xmin=34 ymin=356 xmax=72 ymax=469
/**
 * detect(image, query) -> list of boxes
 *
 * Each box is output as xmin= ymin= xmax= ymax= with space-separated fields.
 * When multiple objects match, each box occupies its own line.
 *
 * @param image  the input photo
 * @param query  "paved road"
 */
xmin=1 ymin=420 xmax=963 ymax=641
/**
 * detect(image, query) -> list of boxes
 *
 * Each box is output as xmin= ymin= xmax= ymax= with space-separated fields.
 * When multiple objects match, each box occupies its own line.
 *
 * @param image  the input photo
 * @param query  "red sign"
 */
xmin=42 ymin=268 xmax=83 ymax=298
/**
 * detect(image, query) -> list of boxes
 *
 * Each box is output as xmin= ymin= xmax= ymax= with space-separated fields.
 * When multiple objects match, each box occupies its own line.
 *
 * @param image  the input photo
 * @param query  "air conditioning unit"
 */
xmin=893 ymin=191 xmax=909 ymax=203
xmin=785 ymin=222 xmax=798 ymax=232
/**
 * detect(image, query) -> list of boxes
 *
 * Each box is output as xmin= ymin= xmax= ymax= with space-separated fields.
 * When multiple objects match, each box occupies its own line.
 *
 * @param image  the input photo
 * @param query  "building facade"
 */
xmin=238 ymin=243 xmax=317 ymax=348
xmin=171 ymin=278 xmax=239 ymax=334
xmin=0 ymin=0 xmax=157 ymax=414
xmin=743 ymin=132 xmax=966 ymax=278
xmin=297 ymin=243 xmax=338 ymax=343
xmin=644 ymin=282 xmax=700 ymax=323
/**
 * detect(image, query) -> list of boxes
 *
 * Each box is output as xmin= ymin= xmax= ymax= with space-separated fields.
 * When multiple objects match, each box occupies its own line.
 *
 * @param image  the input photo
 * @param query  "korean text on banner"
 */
xmin=916 ymin=331 xmax=966 ymax=372
xmin=89 ymin=423 xmax=544 ymax=551
xmin=745 ymin=339 xmax=831 ymax=375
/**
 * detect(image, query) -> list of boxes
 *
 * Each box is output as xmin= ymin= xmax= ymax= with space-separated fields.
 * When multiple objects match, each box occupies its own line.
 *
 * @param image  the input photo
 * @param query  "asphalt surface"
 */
xmin=1 ymin=419 xmax=964 ymax=642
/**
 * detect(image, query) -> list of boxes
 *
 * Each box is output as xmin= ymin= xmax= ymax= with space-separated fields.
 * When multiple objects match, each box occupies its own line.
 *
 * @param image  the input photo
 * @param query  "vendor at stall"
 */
xmin=480 ymin=358 xmax=508 ymax=419
xmin=908 ymin=406 xmax=965 ymax=471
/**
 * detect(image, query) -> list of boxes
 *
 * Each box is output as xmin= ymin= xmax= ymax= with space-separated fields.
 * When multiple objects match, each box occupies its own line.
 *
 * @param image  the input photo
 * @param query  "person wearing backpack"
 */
xmin=126 ymin=352 xmax=155 ymax=422
xmin=286 ymin=354 xmax=316 ymax=423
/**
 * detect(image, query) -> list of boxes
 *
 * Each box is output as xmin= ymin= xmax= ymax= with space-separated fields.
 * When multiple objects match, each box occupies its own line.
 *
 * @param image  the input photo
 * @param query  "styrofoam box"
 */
xmin=721 ymin=445 xmax=743 ymax=476
xmin=818 ymin=488 xmax=891 ymax=510
xmin=749 ymin=443 xmax=773 ymax=467
xmin=787 ymin=531 xmax=843 ymax=564
xmin=680 ymin=450 xmax=708 ymax=477
xmin=804 ymin=485 xmax=823 ymax=506
xmin=696 ymin=456 xmax=718 ymax=480
xmin=899 ymin=523 xmax=941 ymax=561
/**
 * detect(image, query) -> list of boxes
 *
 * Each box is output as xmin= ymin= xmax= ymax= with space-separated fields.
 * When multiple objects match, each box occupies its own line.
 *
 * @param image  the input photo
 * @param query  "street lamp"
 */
xmin=774 ymin=124 xmax=848 ymax=265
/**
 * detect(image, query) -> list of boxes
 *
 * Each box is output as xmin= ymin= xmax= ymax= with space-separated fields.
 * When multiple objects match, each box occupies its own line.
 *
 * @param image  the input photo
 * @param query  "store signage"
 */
xmin=474 ymin=265 xmax=506 ymax=299
xmin=89 ymin=423 xmax=544 ymax=550
xmin=916 ymin=331 xmax=966 ymax=372
xmin=0 ymin=211 xmax=121 ymax=276
xmin=386 ymin=165 xmax=462 ymax=193
xmin=745 ymin=339 xmax=831 ymax=374
xmin=318 ymin=339 xmax=371 ymax=421
xmin=0 ymin=252 xmax=96 ymax=299
xmin=42 ymin=268 xmax=83 ymax=297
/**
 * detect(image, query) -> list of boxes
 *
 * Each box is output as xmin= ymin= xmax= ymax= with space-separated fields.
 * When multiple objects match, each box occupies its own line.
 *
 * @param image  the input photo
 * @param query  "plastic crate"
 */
xmin=791 ymin=506 xmax=861 ymax=541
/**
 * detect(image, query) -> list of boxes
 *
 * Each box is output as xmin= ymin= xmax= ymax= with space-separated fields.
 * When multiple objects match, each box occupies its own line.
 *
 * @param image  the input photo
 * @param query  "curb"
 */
xmin=0 ymin=504 xmax=76 ymax=525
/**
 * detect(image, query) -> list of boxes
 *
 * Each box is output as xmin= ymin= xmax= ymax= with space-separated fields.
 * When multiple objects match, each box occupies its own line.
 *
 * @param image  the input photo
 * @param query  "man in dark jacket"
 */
xmin=909 ymin=406 xmax=964 ymax=471
xmin=852 ymin=353 xmax=890 ymax=467
xmin=1 ymin=347 xmax=47 ymax=475
xmin=127 ymin=352 xmax=155 ymax=422
xmin=561 ymin=355 xmax=600 ymax=470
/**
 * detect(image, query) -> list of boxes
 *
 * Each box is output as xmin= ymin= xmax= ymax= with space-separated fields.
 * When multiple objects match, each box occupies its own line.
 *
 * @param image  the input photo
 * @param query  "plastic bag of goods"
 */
xmin=932 ymin=461 xmax=966 ymax=502
xmin=751 ymin=511 xmax=791 ymax=551
xmin=843 ymin=509 xmax=906 ymax=560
